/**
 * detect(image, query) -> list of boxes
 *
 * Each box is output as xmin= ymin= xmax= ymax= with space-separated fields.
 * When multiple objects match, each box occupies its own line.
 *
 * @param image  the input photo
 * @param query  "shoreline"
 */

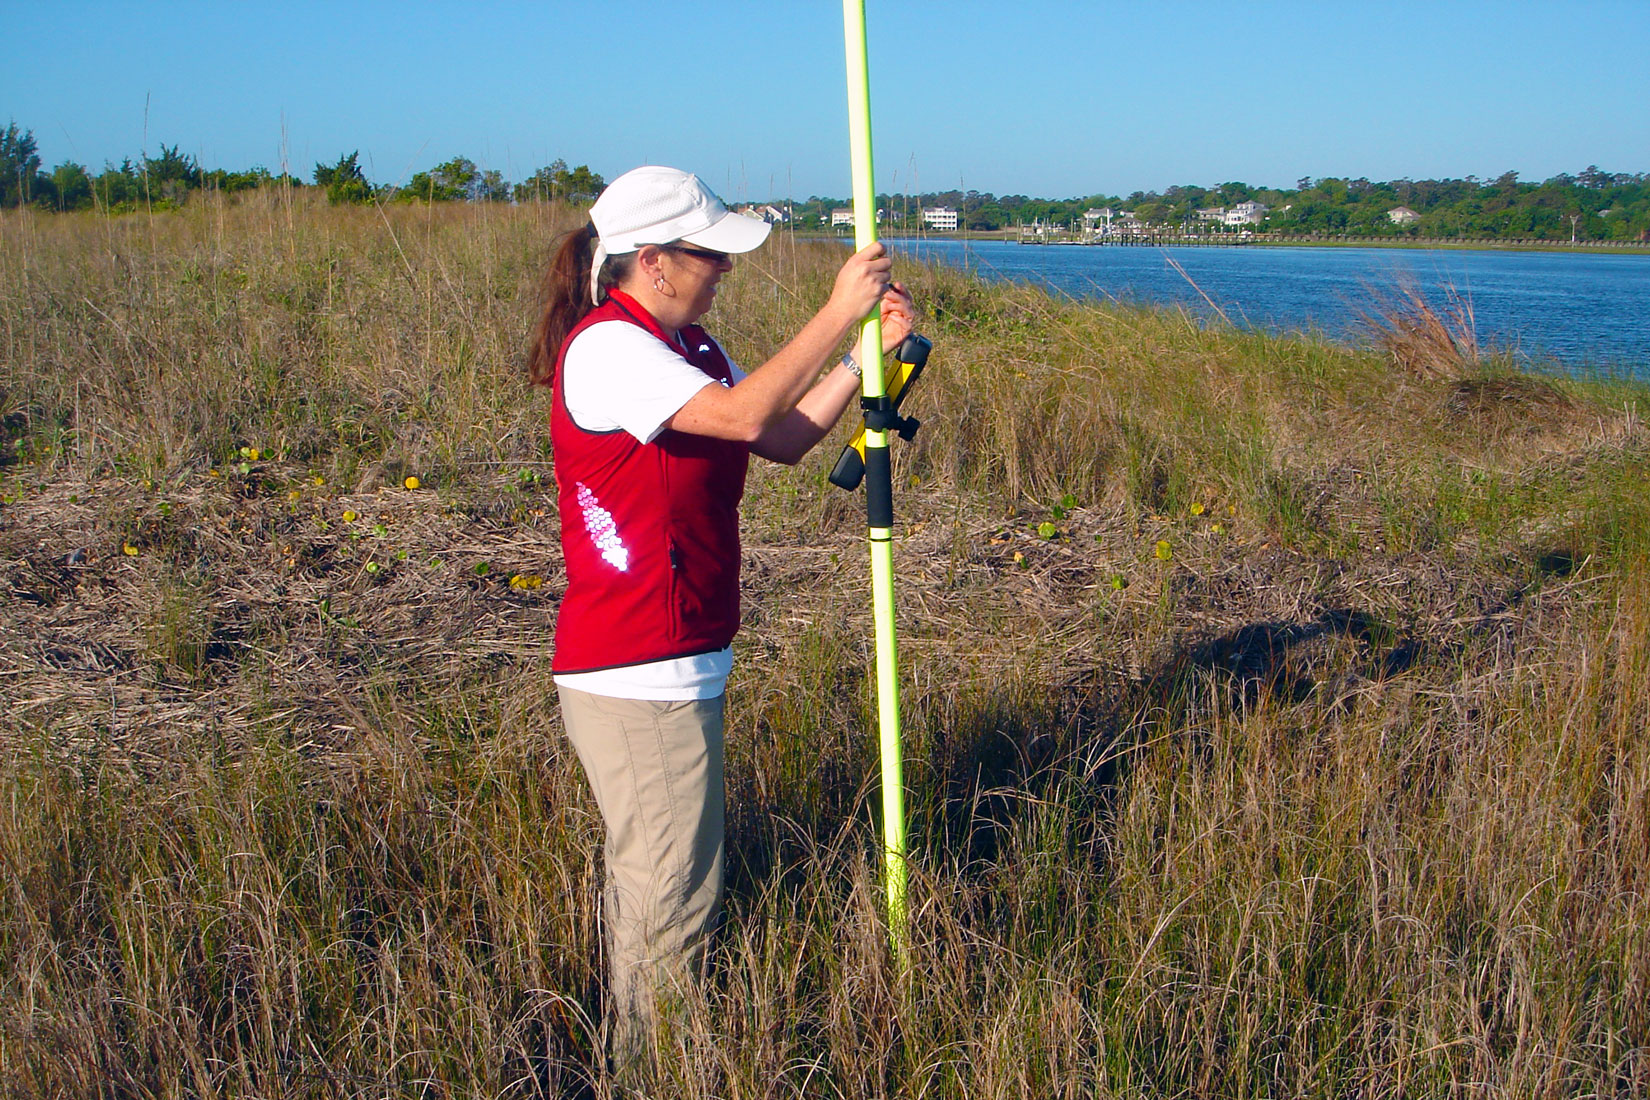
xmin=816 ymin=232 xmax=1650 ymax=376
xmin=796 ymin=230 xmax=1650 ymax=256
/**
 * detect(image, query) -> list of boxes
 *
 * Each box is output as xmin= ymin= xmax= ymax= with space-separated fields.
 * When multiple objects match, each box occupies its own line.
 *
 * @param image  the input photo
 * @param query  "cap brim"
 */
xmin=681 ymin=211 xmax=772 ymax=255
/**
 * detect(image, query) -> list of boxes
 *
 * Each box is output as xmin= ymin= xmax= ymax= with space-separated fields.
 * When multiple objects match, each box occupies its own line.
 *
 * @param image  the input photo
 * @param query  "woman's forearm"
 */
xmin=664 ymin=302 xmax=860 ymax=443
xmin=665 ymin=246 xmax=893 ymax=443
xmin=748 ymin=360 xmax=861 ymax=465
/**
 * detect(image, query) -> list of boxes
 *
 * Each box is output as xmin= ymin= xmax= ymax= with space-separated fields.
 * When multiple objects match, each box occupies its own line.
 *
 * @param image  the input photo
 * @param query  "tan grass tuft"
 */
xmin=1359 ymin=277 xmax=1487 ymax=380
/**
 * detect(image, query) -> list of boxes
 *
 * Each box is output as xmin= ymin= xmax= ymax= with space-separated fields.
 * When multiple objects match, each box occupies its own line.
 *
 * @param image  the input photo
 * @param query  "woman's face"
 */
xmin=660 ymin=243 xmax=734 ymax=319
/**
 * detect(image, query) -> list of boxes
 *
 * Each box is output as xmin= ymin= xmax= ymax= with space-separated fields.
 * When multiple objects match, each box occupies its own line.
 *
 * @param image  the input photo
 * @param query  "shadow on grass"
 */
xmin=722 ymin=604 xmax=1438 ymax=909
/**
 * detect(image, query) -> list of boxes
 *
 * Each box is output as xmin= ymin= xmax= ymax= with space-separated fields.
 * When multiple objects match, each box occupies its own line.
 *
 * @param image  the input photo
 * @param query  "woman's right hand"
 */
xmin=827 ymin=243 xmax=894 ymax=323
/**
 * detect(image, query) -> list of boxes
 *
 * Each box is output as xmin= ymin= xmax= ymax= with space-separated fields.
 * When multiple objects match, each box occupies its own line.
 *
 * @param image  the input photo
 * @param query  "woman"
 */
xmin=527 ymin=165 xmax=913 ymax=1072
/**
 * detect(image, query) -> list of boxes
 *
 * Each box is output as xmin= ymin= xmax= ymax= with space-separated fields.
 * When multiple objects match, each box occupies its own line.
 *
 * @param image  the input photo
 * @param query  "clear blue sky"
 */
xmin=6 ymin=0 xmax=1647 ymax=201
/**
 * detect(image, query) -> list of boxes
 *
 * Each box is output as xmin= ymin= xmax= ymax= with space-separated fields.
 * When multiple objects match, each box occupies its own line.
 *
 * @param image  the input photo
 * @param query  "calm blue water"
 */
xmin=893 ymin=240 xmax=1650 ymax=377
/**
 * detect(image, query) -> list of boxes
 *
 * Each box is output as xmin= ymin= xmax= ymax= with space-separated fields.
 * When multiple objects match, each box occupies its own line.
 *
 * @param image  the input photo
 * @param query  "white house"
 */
xmin=738 ymin=204 xmax=789 ymax=224
xmin=921 ymin=205 xmax=959 ymax=231
xmin=1387 ymin=205 xmax=1420 ymax=225
xmin=1197 ymin=206 xmax=1227 ymax=222
xmin=1225 ymin=201 xmax=1268 ymax=225
xmin=831 ymin=207 xmax=882 ymax=227
xmin=1083 ymin=207 xmax=1116 ymax=231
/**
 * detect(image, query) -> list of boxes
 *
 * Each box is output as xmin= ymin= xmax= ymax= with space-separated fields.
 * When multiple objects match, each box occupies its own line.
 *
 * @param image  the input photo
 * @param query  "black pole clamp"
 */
xmin=861 ymin=398 xmax=922 ymax=442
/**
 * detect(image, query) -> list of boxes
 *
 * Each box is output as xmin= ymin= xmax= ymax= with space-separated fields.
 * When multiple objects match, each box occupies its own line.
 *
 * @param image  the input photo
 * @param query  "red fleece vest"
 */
xmin=549 ymin=289 xmax=750 ymax=674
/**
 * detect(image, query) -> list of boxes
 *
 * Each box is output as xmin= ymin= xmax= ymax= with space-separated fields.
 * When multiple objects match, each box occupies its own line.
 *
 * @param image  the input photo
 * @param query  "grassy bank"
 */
xmin=2 ymin=195 xmax=1648 ymax=1098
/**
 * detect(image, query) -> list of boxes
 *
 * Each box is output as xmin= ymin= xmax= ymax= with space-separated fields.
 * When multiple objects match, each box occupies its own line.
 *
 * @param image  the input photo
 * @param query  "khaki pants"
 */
xmin=557 ymin=686 xmax=726 ymax=1078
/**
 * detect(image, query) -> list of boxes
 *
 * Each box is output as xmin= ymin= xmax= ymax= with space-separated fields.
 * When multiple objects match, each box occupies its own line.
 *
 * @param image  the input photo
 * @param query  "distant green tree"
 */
xmin=433 ymin=156 xmax=479 ymax=199
xmin=399 ymin=171 xmax=440 ymax=202
xmin=1578 ymin=165 xmax=1610 ymax=189
xmin=397 ymin=156 xmax=483 ymax=202
xmin=203 ymin=166 xmax=277 ymax=193
xmin=1 ymin=121 xmax=43 ymax=208
xmin=43 ymin=161 xmax=93 ymax=210
xmin=313 ymin=153 xmax=346 ymax=187
xmin=559 ymin=164 xmax=603 ymax=202
xmin=965 ymin=202 xmax=1007 ymax=231
xmin=1132 ymin=201 xmax=1166 ymax=225
xmin=514 ymin=160 xmax=606 ymax=204
xmin=477 ymin=168 xmax=509 ymax=203
xmin=94 ymin=160 xmax=143 ymax=210
xmin=513 ymin=160 xmax=562 ymax=202
xmin=143 ymin=144 xmax=201 ymax=204
xmin=315 ymin=151 xmax=373 ymax=204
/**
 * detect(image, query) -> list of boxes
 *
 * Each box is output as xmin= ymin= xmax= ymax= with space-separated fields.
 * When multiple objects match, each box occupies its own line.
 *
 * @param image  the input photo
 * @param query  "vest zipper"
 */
xmin=665 ymin=537 xmax=683 ymax=639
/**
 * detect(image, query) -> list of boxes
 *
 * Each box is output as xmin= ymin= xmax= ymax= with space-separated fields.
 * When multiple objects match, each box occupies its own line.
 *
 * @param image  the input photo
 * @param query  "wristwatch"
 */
xmin=840 ymin=351 xmax=861 ymax=378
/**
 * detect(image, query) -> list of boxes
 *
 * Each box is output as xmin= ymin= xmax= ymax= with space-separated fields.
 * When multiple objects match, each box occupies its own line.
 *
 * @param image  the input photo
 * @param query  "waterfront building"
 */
xmin=1226 ymin=201 xmax=1268 ymax=225
xmin=831 ymin=207 xmax=882 ymax=227
xmin=922 ymin=206 xmax=960 ymax=231
xmin=1083 ymin=208 xmax=1117 ymax=234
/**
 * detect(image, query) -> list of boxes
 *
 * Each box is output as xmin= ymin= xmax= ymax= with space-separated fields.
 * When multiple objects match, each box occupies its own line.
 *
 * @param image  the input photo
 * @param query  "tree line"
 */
xmin=4 ymin=120 xmax=1647 ymax=243
xmin=0 ymin=122 xmax=604 ymax=213
xmin=798 ymin=167 xmax=1650 ymax=242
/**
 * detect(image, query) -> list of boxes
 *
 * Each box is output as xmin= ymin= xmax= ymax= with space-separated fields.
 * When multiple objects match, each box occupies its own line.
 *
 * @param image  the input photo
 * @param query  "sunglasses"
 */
xmin=665 ymin=243 xmax=732 ymax=265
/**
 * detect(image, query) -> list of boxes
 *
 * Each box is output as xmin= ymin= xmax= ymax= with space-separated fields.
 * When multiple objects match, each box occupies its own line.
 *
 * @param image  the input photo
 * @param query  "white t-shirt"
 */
xmin=553 ymin=319 xmax=747 ymax=701
xmin=561 ymin=320 xmax=746 ymax=440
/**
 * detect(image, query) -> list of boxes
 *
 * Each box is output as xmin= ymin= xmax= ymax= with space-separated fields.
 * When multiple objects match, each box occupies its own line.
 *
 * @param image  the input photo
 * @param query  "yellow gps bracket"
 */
xmin=829 ymin=333 xmax=931 ymax=491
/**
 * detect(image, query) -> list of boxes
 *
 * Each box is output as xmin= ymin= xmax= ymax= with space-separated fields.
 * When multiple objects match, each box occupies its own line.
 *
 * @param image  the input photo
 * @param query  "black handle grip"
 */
xmin=829 ymin=445 xmax=865 ymax=490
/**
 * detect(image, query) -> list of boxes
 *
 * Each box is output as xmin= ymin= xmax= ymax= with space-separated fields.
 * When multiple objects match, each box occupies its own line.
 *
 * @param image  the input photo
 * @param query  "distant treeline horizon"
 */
xmin=3 ymin=120 xmax=1646 ymax=242
xmin=796 ymin=167 xmax=1650 ymax=242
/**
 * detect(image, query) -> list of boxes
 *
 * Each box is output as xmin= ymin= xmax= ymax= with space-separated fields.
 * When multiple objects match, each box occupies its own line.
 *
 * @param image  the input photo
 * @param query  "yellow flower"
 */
xmin=509 ymin=574 xmax=544 ymax=590
xmin=404 ymin=476 xmax=421 ymax=490
xmin=312 ymin=475 xmax=325 ymax=487
xmin=1154 ymin=540 xmax=1172 ymax=561
xmin=287 ymin=489 xmax=302 ymax=502
xmin=1190 ymin=502 xmax=1205 ymax=516
xmin=342 ymin=510 xmax=358 ymax=523
xmin=122 ymin=543 xmax=139 ymax=557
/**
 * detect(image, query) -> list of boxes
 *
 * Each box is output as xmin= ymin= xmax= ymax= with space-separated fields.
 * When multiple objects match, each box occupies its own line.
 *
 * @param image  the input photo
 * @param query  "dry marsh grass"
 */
xmin=2 ymin=196 xmax=1648 ymax=1097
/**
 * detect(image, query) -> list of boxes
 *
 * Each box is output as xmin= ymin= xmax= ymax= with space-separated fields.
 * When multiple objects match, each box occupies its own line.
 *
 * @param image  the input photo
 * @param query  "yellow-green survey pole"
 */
xmin=843 ymin=0 xmax=907 ymax=957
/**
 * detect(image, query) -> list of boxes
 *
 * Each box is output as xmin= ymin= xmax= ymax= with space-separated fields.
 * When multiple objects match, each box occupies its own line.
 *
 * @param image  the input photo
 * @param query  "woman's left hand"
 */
xmin=879 ymin=282 xmax=915 ymax=354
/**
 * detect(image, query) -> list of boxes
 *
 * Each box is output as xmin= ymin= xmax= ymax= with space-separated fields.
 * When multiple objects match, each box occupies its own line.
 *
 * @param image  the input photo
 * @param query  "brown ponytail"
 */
xmin=527 ymin=222 xmax=637 ymax=387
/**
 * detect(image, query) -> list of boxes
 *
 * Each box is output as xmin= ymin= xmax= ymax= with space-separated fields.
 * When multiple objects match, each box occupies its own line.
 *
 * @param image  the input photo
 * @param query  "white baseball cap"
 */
xmin=588 ymin=166 xmax=771 ymax=300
